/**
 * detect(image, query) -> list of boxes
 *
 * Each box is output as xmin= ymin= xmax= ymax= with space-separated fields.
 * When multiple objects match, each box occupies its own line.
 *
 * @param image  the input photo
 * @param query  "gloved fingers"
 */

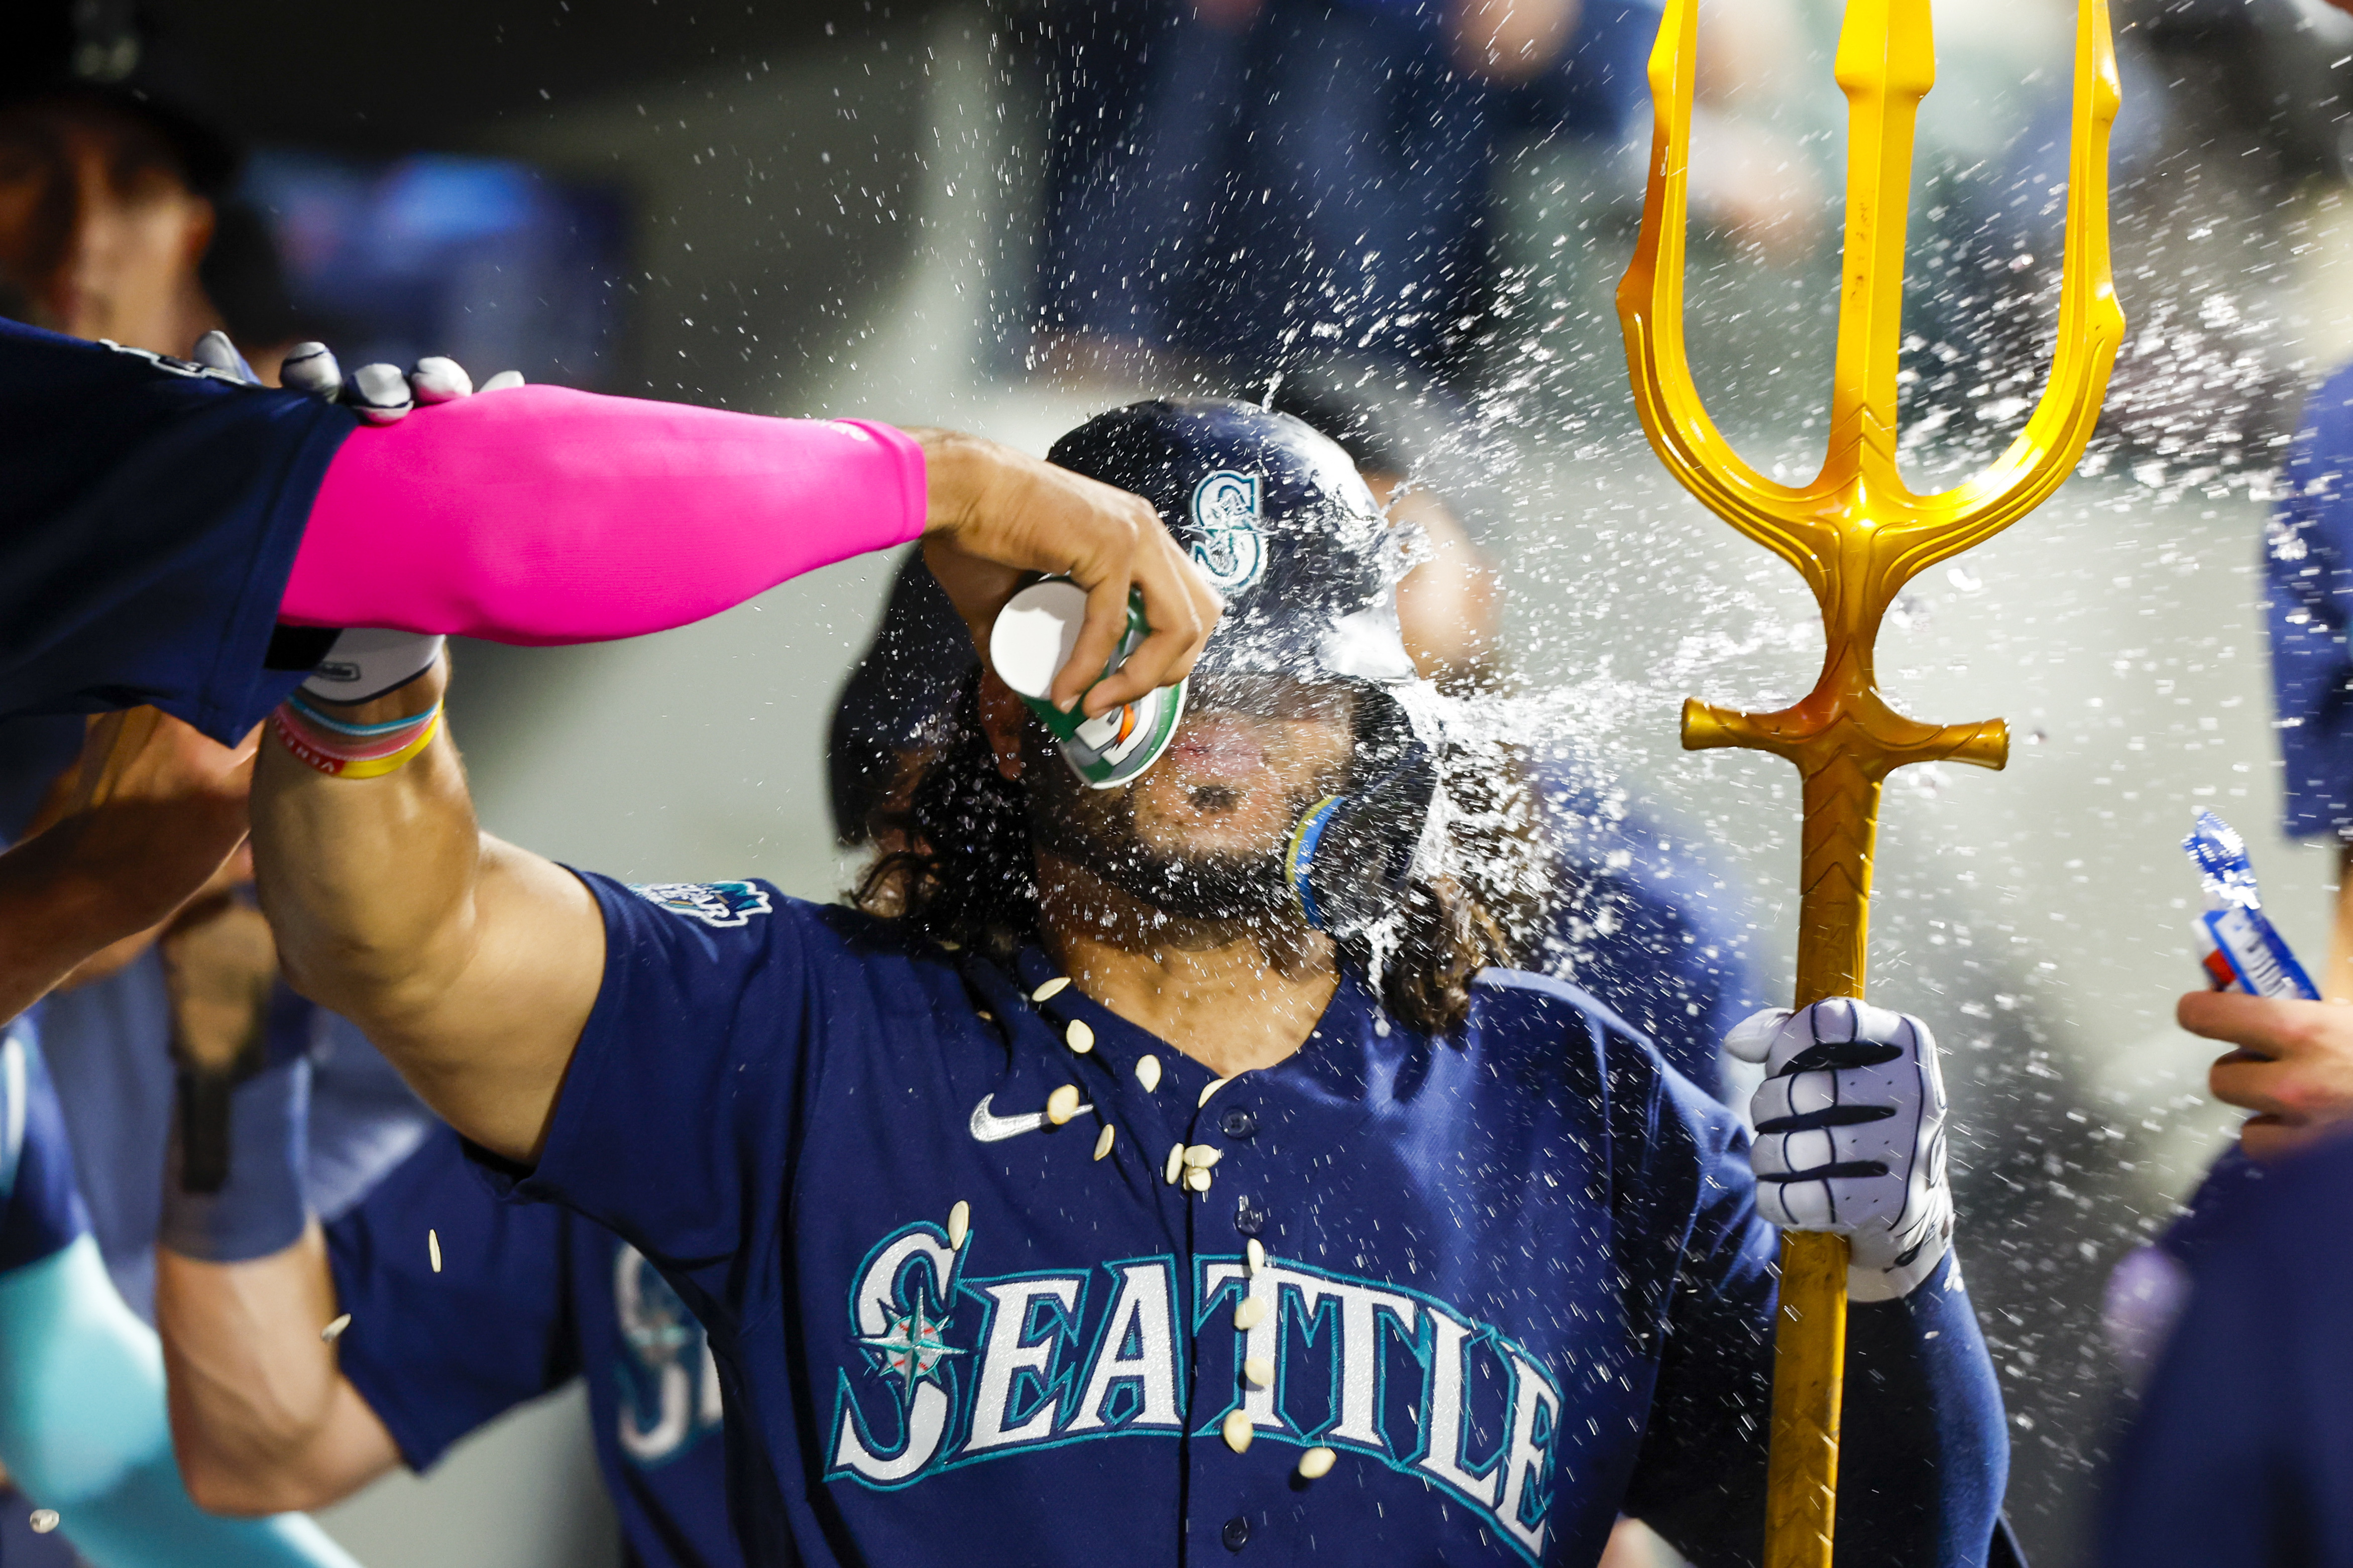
xmin=479 ymin=369 xmax=526 ymax=392
xmin=1752 ymin=1176 xmax=1833 ymax=1230
xmin=190 ymin=329 xmax=260 ymax=385
xmin=349 ymin=363 xmax=415 ymax=424
xmin=411 ymin=355 xmax=474 ymax=403
xmin=1762 ymin=997 xmax=1926 ymax=1078
xmin=1723 ymin=1007 xmax=1792 ymax=1064
xmin=281 ymin=341 xmax=345 ymax=401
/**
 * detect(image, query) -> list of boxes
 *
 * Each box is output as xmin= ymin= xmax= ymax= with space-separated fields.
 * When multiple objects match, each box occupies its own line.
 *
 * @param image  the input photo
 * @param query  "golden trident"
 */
xmin=1615 ymin=0 xmax=2121 ymax=1561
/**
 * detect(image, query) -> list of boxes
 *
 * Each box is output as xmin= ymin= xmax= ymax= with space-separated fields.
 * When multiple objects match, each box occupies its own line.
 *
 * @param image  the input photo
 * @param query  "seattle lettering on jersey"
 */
xmin=826 ymin=1220 xmax=1566 ymax=1560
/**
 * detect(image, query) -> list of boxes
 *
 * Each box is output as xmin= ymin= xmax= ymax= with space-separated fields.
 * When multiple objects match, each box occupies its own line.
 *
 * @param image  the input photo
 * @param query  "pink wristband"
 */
xmin=281 ymin=387 xmax=928 ymax=644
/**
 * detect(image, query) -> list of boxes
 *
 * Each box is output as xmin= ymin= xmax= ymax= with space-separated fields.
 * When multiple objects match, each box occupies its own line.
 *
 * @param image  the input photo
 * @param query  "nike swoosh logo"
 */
xmin=969 ymin=1093 xmax=1093 ymax=1142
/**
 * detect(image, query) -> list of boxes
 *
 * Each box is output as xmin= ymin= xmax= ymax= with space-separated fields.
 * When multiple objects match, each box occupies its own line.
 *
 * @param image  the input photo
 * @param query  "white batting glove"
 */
xmin=1724 ymin=998 xmax=1954 ymax=1302
xmin=274 ymin=339 xmax=523 ymax=424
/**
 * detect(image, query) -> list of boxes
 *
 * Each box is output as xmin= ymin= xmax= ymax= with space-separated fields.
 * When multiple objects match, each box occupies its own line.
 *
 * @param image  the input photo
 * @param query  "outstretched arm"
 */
xmin=155 ymin=1225 xmax=402 ymax=1515
xmin=281 ymin=382 xmax=1218 ymax=718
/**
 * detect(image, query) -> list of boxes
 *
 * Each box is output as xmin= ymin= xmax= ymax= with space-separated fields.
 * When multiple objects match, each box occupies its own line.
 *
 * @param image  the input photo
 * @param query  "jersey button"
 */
xmin=1221 ymin=1516 xmax=1252 ymax=1552
xmin=1235 ymin=1202 xmax=1267 ymax=1237
xmin=1219 ymin=1107 xmax=1259 ymax=1139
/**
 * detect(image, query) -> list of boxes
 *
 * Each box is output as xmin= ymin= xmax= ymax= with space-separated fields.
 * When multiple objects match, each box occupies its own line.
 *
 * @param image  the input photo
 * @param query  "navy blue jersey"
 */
xmin=2268 ymin=360 xmax=2353 ymax=836
xmin=0 ymin=318 xmax=352 ymax=743
xmin=488 ymin=874 xmax=2004 ymax=1567
xmin=0 ymin=1014 xmax=93 ymax=1278
xmin=327 ymin=1128 xmax=733 ymax=1568
xmin=2100 ymin=1131 xmax=2353 ymax=1568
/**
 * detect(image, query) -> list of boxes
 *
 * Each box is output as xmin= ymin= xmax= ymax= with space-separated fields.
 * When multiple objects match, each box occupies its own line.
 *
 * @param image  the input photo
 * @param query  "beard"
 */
xmin=1021 ymin=722 xmax=1324 ymax=922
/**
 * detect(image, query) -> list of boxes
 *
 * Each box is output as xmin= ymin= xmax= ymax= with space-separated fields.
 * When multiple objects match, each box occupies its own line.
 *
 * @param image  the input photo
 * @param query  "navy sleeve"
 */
xmin=2269 ymin=363 xmax=2353 ymax=839
xmin=0 ymin=319 xmax=354 ymax=744
xmin=2098 ymin=1134 xmax=2353 ymax=1568
xmin=0 ymin=1014 xmax=91 ymax=1275
xmin=502 ymin=874 xmax=825 ymax=1338
xmin=326 ymin=1127 xmax=577 ymax=1471
xmin=1624 ymin=1068 xmax=2007 ymax=1567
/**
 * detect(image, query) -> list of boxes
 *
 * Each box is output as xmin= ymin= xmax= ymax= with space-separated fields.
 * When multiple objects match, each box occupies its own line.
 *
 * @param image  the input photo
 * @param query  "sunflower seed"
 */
xmin=1136 ymin=1055 xmax=1162 ymax=1092
xmin=1032 ymin=976 xmax=1071 ymax=1003
xmin=1046 ymin=1084 xmax=1082 ymax=1125
xmin=1298 ymin=1445 xmax=1336 ymax=1480
xmin=1221 ymin=1409 xmax=1254 ymax=1454
xmin=1093 ymin=1125 xmax=1115 ymax=1161
xmin=948 ymin=1201 xmax=970 ymax=1250
xmin=1066 ymin=1020 xmax=1095 ymax=1054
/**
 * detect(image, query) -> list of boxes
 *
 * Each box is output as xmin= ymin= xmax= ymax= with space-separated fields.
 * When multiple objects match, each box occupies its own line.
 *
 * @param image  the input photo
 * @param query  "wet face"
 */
xmin=0 ymin=96 xmax=213 ymax=350
xmin=1021 ymin=674 xmax=1358 ymax=921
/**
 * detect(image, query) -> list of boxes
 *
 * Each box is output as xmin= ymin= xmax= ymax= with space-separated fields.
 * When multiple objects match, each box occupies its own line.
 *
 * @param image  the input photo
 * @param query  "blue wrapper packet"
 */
xmin=2184 ymin=810 xmax=2320 ymax=1000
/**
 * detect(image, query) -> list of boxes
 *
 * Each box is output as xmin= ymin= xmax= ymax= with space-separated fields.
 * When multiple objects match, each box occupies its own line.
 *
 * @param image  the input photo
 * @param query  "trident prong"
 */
xmin=1614 ymin=0 xmax=2122 ymax=1563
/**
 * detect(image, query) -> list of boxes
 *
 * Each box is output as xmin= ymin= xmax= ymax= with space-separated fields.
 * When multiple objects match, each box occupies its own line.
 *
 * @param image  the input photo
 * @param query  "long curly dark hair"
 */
xmin=855 ymin=675 xmax=1523 ymax=1035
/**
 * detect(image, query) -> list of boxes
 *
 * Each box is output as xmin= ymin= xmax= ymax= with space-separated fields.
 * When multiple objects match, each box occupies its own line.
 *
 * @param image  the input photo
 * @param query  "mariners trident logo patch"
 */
xmin=628 ymin=881 xmax=773 ymax=928
xmin=1188 ymin=470 xmax=1266 ymax=593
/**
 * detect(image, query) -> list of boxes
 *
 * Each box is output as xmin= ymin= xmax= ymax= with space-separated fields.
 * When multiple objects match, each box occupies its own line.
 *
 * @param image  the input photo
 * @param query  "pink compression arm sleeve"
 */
xmin=278 ymin=387 xmax=928 ymax=644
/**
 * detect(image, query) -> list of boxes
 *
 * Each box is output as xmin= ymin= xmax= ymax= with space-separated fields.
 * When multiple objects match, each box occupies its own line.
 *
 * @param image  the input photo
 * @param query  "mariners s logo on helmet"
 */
xmin=1188 ymin=470 xmax=1266 ymax=593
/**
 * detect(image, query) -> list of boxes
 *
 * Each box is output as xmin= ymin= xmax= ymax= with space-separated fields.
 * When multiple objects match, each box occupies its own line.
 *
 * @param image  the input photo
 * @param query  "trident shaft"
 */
xmin=1615 ymin=1 xmax=2122 ymax=1561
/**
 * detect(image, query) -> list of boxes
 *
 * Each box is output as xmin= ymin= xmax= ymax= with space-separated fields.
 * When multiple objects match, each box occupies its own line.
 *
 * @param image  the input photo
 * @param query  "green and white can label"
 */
xmin=989 ymin=578 xmax=1187 ymax=788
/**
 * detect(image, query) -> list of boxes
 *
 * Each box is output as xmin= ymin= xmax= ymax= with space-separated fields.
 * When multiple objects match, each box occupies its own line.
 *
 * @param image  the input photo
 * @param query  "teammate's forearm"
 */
xmin=278 ymin=388 xmax=927 ymax=643
xmin=153 ymin=1227 xmax=398 ymax=1515
xmin=0 ymin=829 xmax=179 ymax=1023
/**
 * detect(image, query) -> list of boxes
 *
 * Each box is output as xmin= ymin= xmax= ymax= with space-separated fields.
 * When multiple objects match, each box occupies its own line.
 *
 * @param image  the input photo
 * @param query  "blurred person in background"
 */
xmin=2094 ymin=300 xmax=2353 ymax=1564
xmin=1030 ymin=0 xmax=1819 ymax=392
xmin=0 ymin=0 xmax=303 ymax=378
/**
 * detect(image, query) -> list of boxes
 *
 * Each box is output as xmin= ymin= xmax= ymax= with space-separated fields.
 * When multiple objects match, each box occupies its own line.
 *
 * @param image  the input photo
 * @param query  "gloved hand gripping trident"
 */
xmin=1612 ymin=0 xmax=2124 ymax=1562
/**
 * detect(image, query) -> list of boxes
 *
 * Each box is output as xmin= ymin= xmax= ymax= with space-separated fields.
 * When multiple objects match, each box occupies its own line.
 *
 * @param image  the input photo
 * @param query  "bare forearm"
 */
xmin=249 ymin=661 xmax=600 ymax=1158
xmin=154 ymin=1227 xmax=398 ymax=1515
xmin=0 ymin=829 xmax=168 ymax=1020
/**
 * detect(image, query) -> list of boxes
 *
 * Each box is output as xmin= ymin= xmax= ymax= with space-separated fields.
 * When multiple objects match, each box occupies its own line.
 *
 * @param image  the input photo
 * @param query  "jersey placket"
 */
xmin=1005 ymin=949 xmax=1390 ymax=1562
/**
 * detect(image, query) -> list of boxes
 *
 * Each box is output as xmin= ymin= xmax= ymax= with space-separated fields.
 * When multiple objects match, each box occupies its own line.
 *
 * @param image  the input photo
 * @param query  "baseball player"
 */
xmin=247 ymin=399 xmax=2005 ymax=1565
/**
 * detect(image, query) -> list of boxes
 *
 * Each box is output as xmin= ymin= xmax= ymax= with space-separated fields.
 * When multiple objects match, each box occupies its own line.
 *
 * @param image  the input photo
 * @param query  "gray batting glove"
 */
xmin=1724 ymin=997 xmax=1955 ymax=1302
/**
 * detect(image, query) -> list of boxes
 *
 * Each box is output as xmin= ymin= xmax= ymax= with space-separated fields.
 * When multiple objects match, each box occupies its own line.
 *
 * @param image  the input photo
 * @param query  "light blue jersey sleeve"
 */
xmin=0 ymin=1233 xmax=365 ymax=1568
xmin=0 ymin=1012 xmax=363 ymax=1568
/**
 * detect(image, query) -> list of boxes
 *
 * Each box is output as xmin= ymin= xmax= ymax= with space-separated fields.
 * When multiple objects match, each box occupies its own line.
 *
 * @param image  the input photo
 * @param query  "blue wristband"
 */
xmin=157 ymin=1057 xmax=312 ymax=1263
